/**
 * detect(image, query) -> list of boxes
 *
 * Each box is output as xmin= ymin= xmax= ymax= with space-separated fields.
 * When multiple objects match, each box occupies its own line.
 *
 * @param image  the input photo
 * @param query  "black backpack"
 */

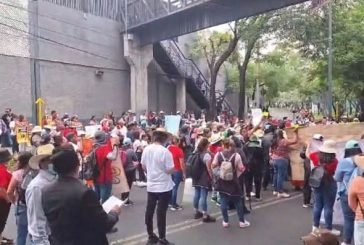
xmin=82 ymin=147 xmax=100 ymax=181
xmin=189 ymin=153 xmax=205 ymax=181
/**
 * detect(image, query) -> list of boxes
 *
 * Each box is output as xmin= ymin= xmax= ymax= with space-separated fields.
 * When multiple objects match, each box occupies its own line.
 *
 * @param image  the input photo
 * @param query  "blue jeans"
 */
xmin=354 ymin=220 xmax=364 ymax=245
xmin=15 ymin=204 xmax=28 ymax=245
xmin=171 ymin=171 xmax=183 ymax=206
xmin=220 ymin=193 xmax=245 ymax=223
xmin=312 ymin=184 xmax=337 ymax=229
xmin=193 ymin=187 xmax=208 ymax=213
xmin=95 ymin=182 xmax=112 ymax=203
xmin=272 ymin=158 xmax=288 ymax=193
xmin=340 ymin=195 xmax=355 ymax=243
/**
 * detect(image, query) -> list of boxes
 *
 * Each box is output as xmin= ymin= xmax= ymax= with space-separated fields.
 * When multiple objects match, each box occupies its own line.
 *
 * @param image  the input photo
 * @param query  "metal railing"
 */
xmin=124 ymin=0 xmax=205 ymax=30
xmin=160 ymin=39 xmax=235 ymax=113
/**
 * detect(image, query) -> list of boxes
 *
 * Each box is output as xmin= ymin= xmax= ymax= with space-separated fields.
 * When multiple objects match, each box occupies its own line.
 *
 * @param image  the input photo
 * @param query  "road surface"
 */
xmin=4 ymin=182 xmax=316 ymax=245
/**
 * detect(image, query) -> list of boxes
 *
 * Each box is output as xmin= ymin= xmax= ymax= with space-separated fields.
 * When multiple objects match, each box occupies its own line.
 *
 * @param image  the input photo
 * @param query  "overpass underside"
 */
xmin=125 ymin=0 xmax=308 ymax=45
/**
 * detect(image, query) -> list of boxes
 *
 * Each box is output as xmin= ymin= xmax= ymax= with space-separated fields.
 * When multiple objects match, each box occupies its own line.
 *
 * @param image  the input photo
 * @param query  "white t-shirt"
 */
xmin=141 ymin=143 xmax=175 ymax=193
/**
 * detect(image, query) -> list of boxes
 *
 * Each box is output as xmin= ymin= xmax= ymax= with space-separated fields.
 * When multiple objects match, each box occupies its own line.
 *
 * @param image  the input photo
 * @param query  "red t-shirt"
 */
xmin=0 ymin=164 xmax=12 ymax=190
xmin=168 ymin=145 xmax=184 ymax=171
xmin=209 ymin=145 xmax=223 ymax=158
xmin=309 ymin=151 xmax=338 ymax=176
xmin=95 ymin=142 xmax=113 ymax=184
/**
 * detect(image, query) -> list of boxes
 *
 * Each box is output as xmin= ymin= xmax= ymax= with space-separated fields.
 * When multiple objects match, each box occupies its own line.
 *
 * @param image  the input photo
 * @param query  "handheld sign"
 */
xmin=165 ymin=115 xmax=181 ymax=136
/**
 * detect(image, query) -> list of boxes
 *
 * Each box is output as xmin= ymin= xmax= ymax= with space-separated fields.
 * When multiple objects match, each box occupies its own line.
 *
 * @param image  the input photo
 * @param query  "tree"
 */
xmin=236 ymin=13 xmax=274 ymax=118
xmin=191 ymin=24 xmax=239 ymax=119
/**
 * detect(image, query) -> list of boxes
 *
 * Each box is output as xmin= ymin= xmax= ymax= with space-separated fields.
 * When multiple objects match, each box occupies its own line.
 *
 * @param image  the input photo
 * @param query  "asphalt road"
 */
xmin=4 ymin=182 xmax=314 ymax=245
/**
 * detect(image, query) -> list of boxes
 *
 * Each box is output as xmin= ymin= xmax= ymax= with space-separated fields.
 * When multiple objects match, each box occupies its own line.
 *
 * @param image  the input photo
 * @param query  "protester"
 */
xmin=262 ymin=125 xmax=274 ymax=190
xmin=26 ymin=153 xmax=57 ymax=244
xmin=141 ymin=128 xmax=175 ymax=245
xmin=168 ymin=136 xmax=186 ymax=211
xmin=270 ymin=128 xmax=298 ymax=198
xmin=310 ymin=140 xmax=339 ymax=236
xmin=334 ymin=140 xmax=363 ymax=245
xmin=93 ymin=131 xmax=119 ymax=203
xmin=36 ymin=134 xmax=55 ymax=156
xmin=348 ymin=154 xmax=364 ymax=245
xmin=15 ymin=115 xmax=29 ymax=153
xmin=192 ymin=138 xmax=216 ymax=222
xmin=245 ymin=135 xmax=264 ymax=201
xmin=42 ymin=145 xmax=121 ymax=245
xmin=300 ymin=147 xmax=312 ymax=208
xmin=120 ymin=137 xmax=138 ymax=205
xmin=6 ymin=152 xmax=32 ymax=245
xmin=212 ymin=138 xmax=249 ymax=228
xmin=0 ymin=149 xmax=13 ymax=245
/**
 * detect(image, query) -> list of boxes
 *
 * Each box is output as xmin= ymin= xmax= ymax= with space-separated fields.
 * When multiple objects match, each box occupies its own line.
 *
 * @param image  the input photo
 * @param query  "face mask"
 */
xmin=48 ymin=163 xmax=57 ymax=176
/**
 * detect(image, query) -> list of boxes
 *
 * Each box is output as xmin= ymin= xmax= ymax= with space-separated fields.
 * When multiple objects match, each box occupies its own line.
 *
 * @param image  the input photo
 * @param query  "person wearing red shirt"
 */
xmin=93 ymin=131 xmax=119 ymax=203
xmin=168 ymin=136 xmax=185 ymax=211
xmin=309 ymin=140 xmax=340 ymax=236
xmin=0 ymin=149 xmax=13 ymax=244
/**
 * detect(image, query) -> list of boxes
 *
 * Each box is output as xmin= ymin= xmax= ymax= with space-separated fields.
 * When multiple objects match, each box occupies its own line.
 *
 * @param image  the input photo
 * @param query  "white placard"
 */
xmin=102 ymin=196 xmax=125 ymax=213
xmin=251 ymin=108 xmax=263 ymax=127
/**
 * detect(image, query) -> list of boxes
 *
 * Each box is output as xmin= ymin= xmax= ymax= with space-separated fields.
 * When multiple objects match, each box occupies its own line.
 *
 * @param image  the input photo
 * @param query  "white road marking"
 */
xmin=111 ymin=194 xmax=301 ymax=245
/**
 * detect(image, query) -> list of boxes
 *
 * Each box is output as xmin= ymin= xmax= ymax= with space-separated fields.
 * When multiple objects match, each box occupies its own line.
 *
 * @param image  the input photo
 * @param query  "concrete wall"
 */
xmin=35 ymin=1 xmax=130 ymax=119
xmin=0 ymin=1 xmax=32 ymax=117
xmin=148 ymin=62 xmax=177 ymax=114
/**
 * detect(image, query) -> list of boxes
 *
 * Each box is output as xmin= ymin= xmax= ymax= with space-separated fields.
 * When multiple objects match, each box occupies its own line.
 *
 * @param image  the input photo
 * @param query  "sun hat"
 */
xmin=247 ymin=135 xmax=261 ymax=148
xmin=209 ymin=133 xmax=223 ymax=145
xmin=0 ymin=148 xmax=12 ymax=163
xmin=254 ymin=129 xmax=264 ymax=138
xmin=31 ymin=126 xmax=42 ymax=134
xmin=319 ymin=140 xmax=337 ymax=154
xmin=345 ymin=140 xmax=360 ymax=150
xmin=313 ymin=134 xmax=324 ymax=141
xmin=29 ymin=154 xmax=51 ymax=170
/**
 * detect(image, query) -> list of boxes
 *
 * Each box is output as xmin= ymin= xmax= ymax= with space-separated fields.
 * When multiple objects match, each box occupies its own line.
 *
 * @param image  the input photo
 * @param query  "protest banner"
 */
xmin=251 ymin=108 xmax=263 ymax=127
xmin=16 ymin=125 xmax=29 ymax=144
xmin=85 ymin=125 xmax=101 ymax=137
xmin=111 ymin=148 xmax=130 ymax=195
xmin=165 ymin=115 xmax=181 ymax=136
xmin=286 ymin=123 xmax=364 ymax=187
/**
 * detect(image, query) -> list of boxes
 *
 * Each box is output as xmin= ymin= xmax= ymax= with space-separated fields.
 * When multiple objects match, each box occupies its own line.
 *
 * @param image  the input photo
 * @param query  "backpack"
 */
xmin=219 ymin=153 xmax=236 ymax=181
xmin=309 ymin=165 xmax=325 ymax=188
xmin=189 ymin=153 xmax=205 ymax=181
xmin=82 ymin=147 xmax=100 ymax=180
xmin=17 ymin=169 xmax=38 ymax=205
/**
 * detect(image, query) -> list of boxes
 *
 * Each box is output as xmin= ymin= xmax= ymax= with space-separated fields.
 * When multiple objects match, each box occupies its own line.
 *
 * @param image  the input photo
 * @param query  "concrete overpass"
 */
xmin=123 ymin=0 xmax=308 ymax=45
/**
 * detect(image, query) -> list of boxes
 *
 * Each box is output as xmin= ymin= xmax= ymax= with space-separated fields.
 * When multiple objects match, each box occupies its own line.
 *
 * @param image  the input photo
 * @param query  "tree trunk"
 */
xmin=208 ymin=70 xmax=218 ymax=120
xmin=238 ymin=64 xmax=247 ymax=119
xmin=238 ymin=40 xmax=255 ymax=119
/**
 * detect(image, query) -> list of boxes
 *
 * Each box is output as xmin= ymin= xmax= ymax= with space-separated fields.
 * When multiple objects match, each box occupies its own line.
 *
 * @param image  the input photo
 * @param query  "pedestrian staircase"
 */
xmin=154 ymin=39 xmax=235 ymax=113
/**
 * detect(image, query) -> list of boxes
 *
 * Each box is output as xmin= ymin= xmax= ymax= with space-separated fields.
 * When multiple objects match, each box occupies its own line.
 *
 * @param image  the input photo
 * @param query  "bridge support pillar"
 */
xmin=176 ymin=78 xmax=186 ymax=114
xmin=123 ymin=34 xmax=153 ymax=115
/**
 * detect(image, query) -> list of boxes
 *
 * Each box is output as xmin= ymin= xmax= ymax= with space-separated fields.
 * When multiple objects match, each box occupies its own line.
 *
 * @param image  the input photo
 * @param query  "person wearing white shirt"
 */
xmin=141 ymin=128 xmax=175 ymax=245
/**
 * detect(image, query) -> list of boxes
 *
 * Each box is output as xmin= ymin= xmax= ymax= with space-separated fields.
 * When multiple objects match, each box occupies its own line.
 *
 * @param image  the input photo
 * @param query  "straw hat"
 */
xmin=31 ymin=126 xmax=42 ymax=134
xmin=29 ymin=154 xmax=51 ymax=170
xmin=319 ymin=140 xmax=336 ymax=154
xmin=209 ymin=133 xmax=223 ymax=145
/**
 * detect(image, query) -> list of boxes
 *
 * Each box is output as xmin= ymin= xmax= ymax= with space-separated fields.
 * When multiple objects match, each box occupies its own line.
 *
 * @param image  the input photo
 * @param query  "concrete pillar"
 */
xmin=176 ymin=78 xmax=186 ymax=113
xmin=123 ymin=34 xmax=153 ymax=115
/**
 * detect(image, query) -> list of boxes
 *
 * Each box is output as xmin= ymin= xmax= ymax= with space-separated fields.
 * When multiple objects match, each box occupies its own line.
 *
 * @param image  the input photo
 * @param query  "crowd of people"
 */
xmin=0 ymin=107 xmax=363 ymax=245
